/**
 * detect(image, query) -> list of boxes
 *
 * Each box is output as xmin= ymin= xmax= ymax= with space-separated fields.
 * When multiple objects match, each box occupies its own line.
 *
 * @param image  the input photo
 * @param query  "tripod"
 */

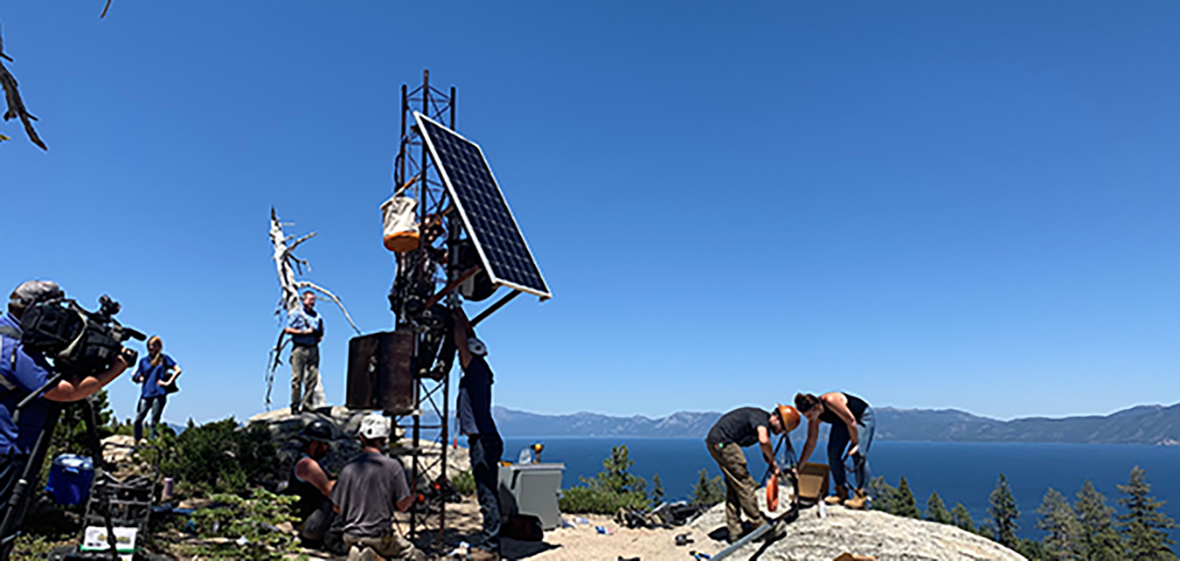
xmin=0 ymin=371 xmax=120 ymax=561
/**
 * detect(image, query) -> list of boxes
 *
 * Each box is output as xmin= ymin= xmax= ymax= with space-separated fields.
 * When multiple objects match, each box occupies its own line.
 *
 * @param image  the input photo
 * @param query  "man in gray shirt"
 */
xmin=329 ymin=414 xmax=425 ymax=561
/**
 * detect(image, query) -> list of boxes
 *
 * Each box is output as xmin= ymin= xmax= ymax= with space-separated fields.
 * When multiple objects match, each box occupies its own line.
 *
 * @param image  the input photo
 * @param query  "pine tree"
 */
xmin=867 ymin=475 xmax=898 ymax=514
xmin=988 ymin=473 xmax=1021 ymax=549
xmin=894 ymin=476 xmax=920 ymax=519
xmin=925 ymin=491 xmax=953 ymax=524
xmin=1074 ymin=479 xmax=1125 ymax=561
xmin=952 ymin=502 xmax=977 ymax=534
xmin=650 ymin=473 xmax=666 ymax=508
xmin=1116 ymin=466 xmax=1176 ymax=560
xmin=1037 ymin=487 xmax=1082 ymax=560
xmin=690 ymin=468 xmax=725 ymax=506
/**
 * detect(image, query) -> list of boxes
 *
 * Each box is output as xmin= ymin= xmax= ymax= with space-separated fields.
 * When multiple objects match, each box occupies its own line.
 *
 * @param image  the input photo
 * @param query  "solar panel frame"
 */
xmin=413 ymin=111 xmax=552 ymax=300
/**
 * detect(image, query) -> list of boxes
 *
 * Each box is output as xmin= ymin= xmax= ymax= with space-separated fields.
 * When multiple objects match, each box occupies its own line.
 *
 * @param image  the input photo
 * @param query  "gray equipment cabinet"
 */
xmin=498 ymin=463 xmax=565 ymax=530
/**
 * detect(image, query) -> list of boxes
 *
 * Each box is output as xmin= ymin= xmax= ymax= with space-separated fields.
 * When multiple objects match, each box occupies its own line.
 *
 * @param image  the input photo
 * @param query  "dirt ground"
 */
xmin=285 ymin=495 xmax=724 ymax=561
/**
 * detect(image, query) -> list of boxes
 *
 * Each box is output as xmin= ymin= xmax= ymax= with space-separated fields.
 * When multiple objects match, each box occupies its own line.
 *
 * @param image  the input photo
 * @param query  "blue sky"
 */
xmin=2 ymin=1 xmax=1177 ymax=425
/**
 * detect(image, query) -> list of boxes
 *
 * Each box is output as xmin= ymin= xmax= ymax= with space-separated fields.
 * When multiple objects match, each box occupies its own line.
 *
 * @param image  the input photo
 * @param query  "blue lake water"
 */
xmin=501 ymin=437 xmax=1180 ymax=541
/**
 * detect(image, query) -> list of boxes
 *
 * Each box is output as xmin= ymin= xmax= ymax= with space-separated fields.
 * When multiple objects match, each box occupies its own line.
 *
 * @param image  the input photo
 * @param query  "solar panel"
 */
xmin=414 ymin=112 xmax=552 ymax=300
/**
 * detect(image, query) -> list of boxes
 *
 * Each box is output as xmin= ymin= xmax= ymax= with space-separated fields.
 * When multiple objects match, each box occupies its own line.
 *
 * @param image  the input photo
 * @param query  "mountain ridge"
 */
xmin=482 ymin=403 xmax=1180 ymax=445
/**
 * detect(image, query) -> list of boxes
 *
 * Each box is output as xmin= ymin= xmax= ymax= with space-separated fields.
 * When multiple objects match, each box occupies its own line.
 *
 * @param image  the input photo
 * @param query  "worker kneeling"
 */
xmin=705 ymin=404 xmax=800 ymax=543
xmin=330 ymin=414 xmax=426 ymax=561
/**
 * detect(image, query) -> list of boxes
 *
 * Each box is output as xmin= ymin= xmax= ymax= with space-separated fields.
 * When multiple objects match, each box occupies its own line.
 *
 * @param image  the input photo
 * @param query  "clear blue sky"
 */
xmin=3 ymin=1 xmax=1177 ymax=426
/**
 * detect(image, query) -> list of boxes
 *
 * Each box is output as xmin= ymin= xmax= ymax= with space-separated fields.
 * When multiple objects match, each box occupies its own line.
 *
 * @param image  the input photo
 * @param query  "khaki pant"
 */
xmin=708 ymin=441 xmax=764 ymax=540
xmin=291 ymin=345 xmax=320 ymax=413
xmin=344 ymin=530 xmax=425 ymax=561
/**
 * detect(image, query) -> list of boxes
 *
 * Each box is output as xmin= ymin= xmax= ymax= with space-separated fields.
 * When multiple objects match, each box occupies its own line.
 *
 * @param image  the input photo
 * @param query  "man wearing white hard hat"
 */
xmin=452 ymin=308 xmax=502 ymax=561
xmin=329 ymin=414 xmax=425 ymax=561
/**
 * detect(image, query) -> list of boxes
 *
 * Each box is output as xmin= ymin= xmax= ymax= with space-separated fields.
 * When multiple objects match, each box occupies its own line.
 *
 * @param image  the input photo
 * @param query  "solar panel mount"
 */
xmin=414 ymin=111 xmax=551 ymax=300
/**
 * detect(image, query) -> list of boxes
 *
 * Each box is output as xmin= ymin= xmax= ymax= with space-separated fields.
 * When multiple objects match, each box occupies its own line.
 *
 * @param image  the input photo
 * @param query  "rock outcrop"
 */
xmin=690 ymin=496 xmax=1025 ymax=561
xmin=246 ymin=407 xmax=469 ymax=486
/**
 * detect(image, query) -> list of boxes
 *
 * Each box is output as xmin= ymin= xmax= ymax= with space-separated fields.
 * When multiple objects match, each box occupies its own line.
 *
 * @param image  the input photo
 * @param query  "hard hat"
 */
xmin=358 ymin=414 xmax=391 ymax=440
xmin=777 ymin=404 xmax=801 ymax=433
xmin=300 ymin=419 xmax=335 ymax=444
xmin=467 ymin=336 xmax=487 ymax=357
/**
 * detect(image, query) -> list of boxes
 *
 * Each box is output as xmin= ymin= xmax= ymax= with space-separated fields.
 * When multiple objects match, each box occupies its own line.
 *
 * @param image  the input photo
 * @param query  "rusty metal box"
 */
xmin=346 ymin=330 xmax=415 ymax=415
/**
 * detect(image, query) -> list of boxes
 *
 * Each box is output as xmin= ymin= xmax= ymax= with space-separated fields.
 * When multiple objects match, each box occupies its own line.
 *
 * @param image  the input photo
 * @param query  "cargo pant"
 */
xmin=290 ymin=345 xmax=320 ymax=414
xmin=708 ymin=441 xmax=764 ymax=540
xmin=344 ymin=530 xmax=425 ymax=561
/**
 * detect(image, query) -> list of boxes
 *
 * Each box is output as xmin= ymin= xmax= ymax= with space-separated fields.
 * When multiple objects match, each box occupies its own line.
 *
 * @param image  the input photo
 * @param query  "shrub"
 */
xmin=559 ymin=445 xmax=649 ymax=514
xmin=453 ymin=470 xmax=476 ymax=496
xmin=690 ymin=469 xmax=724 ymax=506
xmin=187 ymin=488 xmax=299 ymax=560
xmin=159 ymin=418 xmax=278 ymax=496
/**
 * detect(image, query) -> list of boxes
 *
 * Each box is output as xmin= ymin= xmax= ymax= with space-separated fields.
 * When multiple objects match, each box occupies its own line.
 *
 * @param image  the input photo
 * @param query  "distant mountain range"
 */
xmin=478 ymin=403 xmax=1180 ymax=445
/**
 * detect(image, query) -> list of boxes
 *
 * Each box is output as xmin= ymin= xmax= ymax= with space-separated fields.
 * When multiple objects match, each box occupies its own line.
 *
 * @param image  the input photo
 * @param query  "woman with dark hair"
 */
xmin=794 ymin=391 xmax=875 ymax=509
xmin=132 ymin=336 xmax=182 ymax=442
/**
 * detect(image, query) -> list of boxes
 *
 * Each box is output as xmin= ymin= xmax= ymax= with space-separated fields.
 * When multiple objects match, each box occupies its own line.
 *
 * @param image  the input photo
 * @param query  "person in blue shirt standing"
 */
xmin=452 ymin=308 xmax=502 ymax=561
xmin=285 ymin=291 xmax=324 ymax=415
xmin=0 ymin=280 xmax=130 ymax=509
xmin=132 ymin=335 xmax=181 ymax=442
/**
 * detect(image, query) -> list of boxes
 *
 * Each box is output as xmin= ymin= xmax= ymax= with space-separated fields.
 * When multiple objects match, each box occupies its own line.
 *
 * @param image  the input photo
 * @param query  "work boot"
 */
xmin=844 ymin=488 xmax=868 ymax=510
xmin=824 ymin=485 xmax=848 ymax=506
xmin=471 ymin=547 xmax=500 ymax=561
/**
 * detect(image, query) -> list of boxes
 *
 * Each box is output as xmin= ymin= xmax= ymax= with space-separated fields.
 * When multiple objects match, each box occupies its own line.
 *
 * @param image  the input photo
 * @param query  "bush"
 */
xmin=690 ymin=469 xmax=725 ymax=506
xmin=559 ymin=445 xmax=650 ymax=514
xmin=186 ymin=488 xmax=299 ymax=560
xmin=159 ymin=418 xmax=278 ymax=496
xmin=453 ymin=470 xmax=476 ymax=496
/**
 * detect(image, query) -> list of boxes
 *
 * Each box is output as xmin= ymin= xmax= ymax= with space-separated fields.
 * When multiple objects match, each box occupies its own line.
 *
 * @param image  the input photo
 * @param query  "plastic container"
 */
xmin=45 ymin=454 xmax=95 ymax=506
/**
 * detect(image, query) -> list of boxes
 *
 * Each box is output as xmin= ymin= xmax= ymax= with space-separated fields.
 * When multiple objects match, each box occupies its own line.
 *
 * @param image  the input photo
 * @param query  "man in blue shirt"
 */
xmin=0 ymin=281 xmax=130 ymax=509
xmin=452 ymin=308 xmax=502 ymax=561
xmin=285 ymin=291 xmax=324 ymax=415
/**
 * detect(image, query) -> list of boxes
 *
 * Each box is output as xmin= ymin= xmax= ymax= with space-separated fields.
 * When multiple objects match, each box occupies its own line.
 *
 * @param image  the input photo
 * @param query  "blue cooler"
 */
xmin=46 ymin=454 xmax=95 ymax=506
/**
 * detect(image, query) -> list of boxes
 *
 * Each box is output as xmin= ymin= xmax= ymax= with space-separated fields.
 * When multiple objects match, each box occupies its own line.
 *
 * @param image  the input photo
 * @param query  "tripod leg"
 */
xmin=0 ymin=402 xmax=63 ymax=561
xmin=81 ymin=398 xmax=120 ymax=561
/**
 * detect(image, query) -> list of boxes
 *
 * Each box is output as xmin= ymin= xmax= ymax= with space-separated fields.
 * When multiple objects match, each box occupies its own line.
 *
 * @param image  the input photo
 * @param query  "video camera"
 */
xmin=18 ymin=295 xmax=145 ymax=379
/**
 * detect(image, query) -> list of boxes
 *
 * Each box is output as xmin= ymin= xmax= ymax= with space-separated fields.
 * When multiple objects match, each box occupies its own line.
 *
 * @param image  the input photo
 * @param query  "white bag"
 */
xmin=381 ymin=196 xmax=420 ymax=252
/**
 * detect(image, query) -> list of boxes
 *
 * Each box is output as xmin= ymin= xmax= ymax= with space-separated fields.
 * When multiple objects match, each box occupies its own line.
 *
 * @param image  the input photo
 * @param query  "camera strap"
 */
xmin=0 ymin=326 xmax=20 ymax=371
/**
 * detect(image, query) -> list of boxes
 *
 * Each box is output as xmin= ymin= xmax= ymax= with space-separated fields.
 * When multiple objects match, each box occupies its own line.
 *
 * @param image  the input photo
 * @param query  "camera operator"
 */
xmin=0 ymin=281 xmax=131 ymax=507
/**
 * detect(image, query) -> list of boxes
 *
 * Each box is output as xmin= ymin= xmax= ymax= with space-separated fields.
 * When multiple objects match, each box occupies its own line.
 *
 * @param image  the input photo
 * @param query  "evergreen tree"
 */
xmin=988 ymin=473 xmax=1021 ymax=549
xmin=1037 ymin=487 xmax=1082 ymax=560
xmin=1116 ymin=466 xmax=1176 ymax=560
xmin=894 ymin=476 xmax=920 ymax=519
xmin=867 ymin=475 xmax=898 ymax=514
xmin=1074 ymin=479 xmax=1124 ymax=561
xmin=925 ymin=491 xmax=953 ymax=524
xmin=690 ymin=468 xmax=725 ymax=506
xmin=584 ymin=445 xmax=646 ymax=495
xmin=952 ymin=502 xmax=977 ymax=534
xmin=650 ymin=473 xmax=666 ymax=508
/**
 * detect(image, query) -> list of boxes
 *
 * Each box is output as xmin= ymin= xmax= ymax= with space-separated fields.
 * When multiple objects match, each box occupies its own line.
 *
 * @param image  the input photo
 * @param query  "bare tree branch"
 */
xmin=0 ymin=27 xmax=47 ymax=151
xmin=100 ymin=0 xmax=113 ymax=19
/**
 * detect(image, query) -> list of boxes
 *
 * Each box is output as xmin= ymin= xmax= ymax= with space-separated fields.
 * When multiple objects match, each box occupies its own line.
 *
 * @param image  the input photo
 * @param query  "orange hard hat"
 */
xmin=777 ymin=404 xmax=801 ymax=433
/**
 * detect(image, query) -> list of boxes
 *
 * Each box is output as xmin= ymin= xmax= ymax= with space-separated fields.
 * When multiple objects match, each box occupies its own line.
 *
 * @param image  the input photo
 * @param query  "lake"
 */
xmin=500 ymin=437 xmax=1180 ymax=541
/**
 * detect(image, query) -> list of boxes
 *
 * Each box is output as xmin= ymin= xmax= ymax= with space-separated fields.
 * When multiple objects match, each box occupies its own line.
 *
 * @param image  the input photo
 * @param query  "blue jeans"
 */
xmin=134 ymin=396 xmax=167 ymax=442
xmin=827 ymin=405 xmax=875 ymax=490
xmin=469 ymin=433 xmax=503 ymax=553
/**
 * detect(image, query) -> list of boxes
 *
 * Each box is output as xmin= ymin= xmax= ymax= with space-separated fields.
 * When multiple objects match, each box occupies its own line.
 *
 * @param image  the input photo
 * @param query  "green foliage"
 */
xmin=952 ymin=502 xmax=977 ymax=534
xmin=453 ymin=469 xmax=476 ymax=496
xmin=894 ymin=476 xmax=920 ymax=519
xmin=53 ymin=391 xmax=117 ymax=455
xmin=1037 ymin=487 xmax=1082 ymax=560
xmin=925 ymin=491 xmax=953 ymax=524
xmin=690 ymin=468 xmax=725 ymax=507
xmin=867 ymin=475 xmax=898 ymax=514
xmin=558 ymin=445 xmax=650 ymax=514
xmin=988 ymin=473 xmax=1021 ymax=549
xmin=1116 ymin=466 xmax=1176 ymax=560
xmin=160 ymin=418 xmax=278 ymax=496
xmin=1016 ymin=537 xmax=1049 ymax=560
xmin=650 ymin=473 xmax=666 ymax=508
xmin=188 ymin=488 xmax=299 ymax=560
xmin=1074 ymin=479 xmax=1125 ymax=561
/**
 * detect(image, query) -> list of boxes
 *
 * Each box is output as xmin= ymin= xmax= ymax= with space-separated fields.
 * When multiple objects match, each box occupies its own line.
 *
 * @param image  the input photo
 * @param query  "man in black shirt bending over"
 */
xmin=705 ymin=404 xmax=800 ymax=543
